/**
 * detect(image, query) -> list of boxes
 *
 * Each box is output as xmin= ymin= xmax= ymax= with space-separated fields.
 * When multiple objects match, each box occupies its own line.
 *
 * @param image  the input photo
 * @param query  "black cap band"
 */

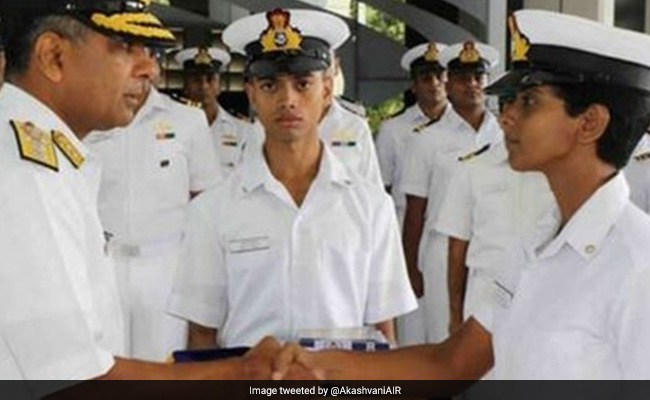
xmin=486 ymin=44 xmax=650 ymax=96
xmin=410 ymin=57 xmax=444 ymax=77
xmin=244 ymin=36 xmax=331 ymax=78
xmin=448 ymin=59 xmax=489 ymax=74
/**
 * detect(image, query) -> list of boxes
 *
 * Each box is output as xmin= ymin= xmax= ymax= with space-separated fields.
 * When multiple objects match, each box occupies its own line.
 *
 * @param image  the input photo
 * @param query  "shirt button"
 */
xmin=585 ymin=245 xmax=596 ymax=255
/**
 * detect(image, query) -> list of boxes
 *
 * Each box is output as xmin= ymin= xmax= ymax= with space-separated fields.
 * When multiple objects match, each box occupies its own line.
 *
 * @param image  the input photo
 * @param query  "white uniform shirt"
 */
xmin=169 ymin=144 xmax=417 ymax=347
xmin=320 ymin=100 xmax=383 ymax=187
xmin=435 ymin=142 xmax=555 ymax=271
xmin=375 ymin=104 xmax=432 ymax=214
xmin=0 ymin=84 xmax=123 ymax=381
xmin=624 ymin=134 xmax=650 ymax=213
xmin=477 ymin=174 xmax=650 ymax=379
xmin=84 ymin=88 xmax=221 ymax=245
xmin=210 ymin=105 xmax=253 ymax=174
xmin=250 ymin=100 xmax=383 ymax=186
xmin=400 ymin=109 xmax=503 ymax=233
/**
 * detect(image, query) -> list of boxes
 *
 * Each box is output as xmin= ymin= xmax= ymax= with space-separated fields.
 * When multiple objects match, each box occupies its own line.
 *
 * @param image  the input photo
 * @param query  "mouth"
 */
xmin=275 ymin=115 xmax=304 ymax=127
xmin=124 ymin=93 xmax=142 ymax=109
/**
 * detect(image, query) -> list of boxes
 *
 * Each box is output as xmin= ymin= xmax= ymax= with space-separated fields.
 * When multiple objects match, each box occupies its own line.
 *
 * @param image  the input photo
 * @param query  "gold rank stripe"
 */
xmin=11 ymin=120 xmax=59 ymax=171
xmin=91 ymin=12 xmax=175 ymax=41
xmin=458 ymin=143 xmax=491 ymax=162
xmin=53 ymin=131 xmax=85 ymax=169
xmin=635 ymin=151 xmax=650 ymax=162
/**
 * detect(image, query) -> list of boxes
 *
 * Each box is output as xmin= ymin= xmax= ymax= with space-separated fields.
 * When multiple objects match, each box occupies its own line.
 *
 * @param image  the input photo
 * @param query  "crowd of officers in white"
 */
xmin=2 ymin=0 xmax=650 ymax=385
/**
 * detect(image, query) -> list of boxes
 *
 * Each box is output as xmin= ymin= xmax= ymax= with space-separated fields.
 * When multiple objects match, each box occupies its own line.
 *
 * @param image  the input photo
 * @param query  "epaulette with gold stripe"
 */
xmin=171 ymin=94 xmax=202 ymax=109
xmin=11 ymin=120 xmax=59 ymax=171
xmin=413 ymin=115 xmax=442 ymax=133
xmin=634 ymin=151 xmax=650 ymax=162
xmin=458 ymin=144 xmax=491 ymax=162
xmin=53 ymin=131 xmax=85 ymax=169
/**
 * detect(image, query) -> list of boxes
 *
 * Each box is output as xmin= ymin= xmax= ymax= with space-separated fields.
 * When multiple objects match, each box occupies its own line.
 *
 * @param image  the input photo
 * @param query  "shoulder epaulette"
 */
xmin=634 ymin=151 xmax=650 ymax=162
xmin=170 ymin=93 xmax=203 ymax=109
xmin=337 ymin=97 xmax=367 ymax=118
xmin=11 ymin=120 xmax=59 ymax=171
xmin=458 ymin=144 xmax=491 ymax=162
xmin=53 ymin=131 xmax=85 ymax=168
xmin=387 ymin=107 xmax=408 ymax=120
xmin=413 ymin=115 xmax=442 ymax=133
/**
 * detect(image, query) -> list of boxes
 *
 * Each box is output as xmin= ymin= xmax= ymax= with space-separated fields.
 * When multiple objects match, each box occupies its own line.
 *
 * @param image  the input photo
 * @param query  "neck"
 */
xmin=264 ymin=134 xmax=323 ymax=206
xmin=543 ymin=153 xmax=616 ymax=225
xmin=418 ymin=100 xmax=448 ymax=121
xmin=11 ymin=75 xmax=89 ymax=139
xmin=455 ymin=104 xmax=486 ymax=131
xmin=204 ymin=102 xmax=219 ymax=125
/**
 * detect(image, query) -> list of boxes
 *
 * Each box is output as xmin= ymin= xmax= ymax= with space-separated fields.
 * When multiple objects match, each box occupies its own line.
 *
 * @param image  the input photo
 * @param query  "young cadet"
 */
xmin=176 ymin=45 xmax=254 ymax=174
xmin=169 ymin=8 xmax=416 ymax=349
xmin=84 ymin=57 xmax=221 ymax=361
xmin=400 ymin=40 xmax=503 ymax=343
xmin=247 ymin=19 xmax=383 ymax=187
xmin=275 ymin=9 xmax=650 ymax=382
xmin=436 ymin=140 xmax=555 ymax=335
xmin=375 ymin=42 xmax=449 ymax=347
xmin=0 ymin=0 xmax=293 ymax=385
xmin=375 ymin=41 xmax=449 ymax=229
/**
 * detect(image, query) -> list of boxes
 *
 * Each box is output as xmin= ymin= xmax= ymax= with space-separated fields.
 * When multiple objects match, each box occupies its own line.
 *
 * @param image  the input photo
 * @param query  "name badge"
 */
xmin=228 ymin=236 xmax=271 ymax=254
xmin=493 ymin=280 xmax=514 ymax=309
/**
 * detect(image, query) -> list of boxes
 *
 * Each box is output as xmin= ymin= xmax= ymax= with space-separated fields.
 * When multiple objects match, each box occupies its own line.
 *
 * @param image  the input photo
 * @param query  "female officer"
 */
xmin=275 ymin=9 xmax=650 ymax=381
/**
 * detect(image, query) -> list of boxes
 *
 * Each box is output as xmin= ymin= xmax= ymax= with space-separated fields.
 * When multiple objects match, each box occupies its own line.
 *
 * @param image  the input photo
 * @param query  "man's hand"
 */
xmin=240 ymin=337 xmax=282 ymax=379
xmin=272 ymin=343 xmax=325 ymax=381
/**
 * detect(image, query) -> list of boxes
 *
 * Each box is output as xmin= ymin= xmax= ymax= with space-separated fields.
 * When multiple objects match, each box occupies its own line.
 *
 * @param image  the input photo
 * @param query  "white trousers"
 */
xmin=396 ymin=298 xmax=427 ymax=346
xmin=112 ymin=239 xmax=187 ymax=362
xmin=421 ymin=231 xmax=450 ymax=343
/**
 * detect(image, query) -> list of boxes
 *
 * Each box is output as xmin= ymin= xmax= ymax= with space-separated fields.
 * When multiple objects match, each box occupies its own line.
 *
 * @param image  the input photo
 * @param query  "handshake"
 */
xmin=233 ymin=337 xmax=328 ymax=380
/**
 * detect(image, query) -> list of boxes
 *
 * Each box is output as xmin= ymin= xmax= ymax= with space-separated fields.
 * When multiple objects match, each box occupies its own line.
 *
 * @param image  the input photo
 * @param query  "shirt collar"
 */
xmin=0 ymin=83 xmax=90 ymax=158
xmin=533 ymin=173 xmax=629 ymax=262
xmin=241 ymin=140 xmax=354 ymax=194
xmin=135 ymin=87 xmax=167 ymax=119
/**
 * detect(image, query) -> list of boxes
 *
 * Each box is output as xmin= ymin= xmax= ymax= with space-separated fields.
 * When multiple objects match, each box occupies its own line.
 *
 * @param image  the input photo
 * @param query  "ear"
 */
xmin=322 ymin=72 xmax=334 ymax=104
xmin=577 ymin=103 xmax=610 ymax=145
xmin=244 ymin=80 xmax=257 ymax=112
xmin=32 ymin=31 xmax=70 ymax=83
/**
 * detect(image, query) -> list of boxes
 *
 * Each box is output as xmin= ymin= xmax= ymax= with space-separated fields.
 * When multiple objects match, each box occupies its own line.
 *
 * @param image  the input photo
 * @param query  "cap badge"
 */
xmin=194 ymin=47 xmax=214 ymax=66
xmin=260 ymin=9 xmax=303 ymax=52
xmin=459 ymin=41 xmax=482 ymax=64
xmin=508 ymin=15 xmax=531 ymax=63
xmin=424 ymin=42 xmax=440 ymax=62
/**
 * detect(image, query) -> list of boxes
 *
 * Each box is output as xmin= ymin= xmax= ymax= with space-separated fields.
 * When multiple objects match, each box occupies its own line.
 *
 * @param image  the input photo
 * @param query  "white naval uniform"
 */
xmin=210 ymin=105 xmax=253 ymax=174
xmin=435 ymin=142 xmax=555 ymax=323
xmin=0 ymin=84 xmax=123 ymax=384
xmin=624 ymin=134 xmax=650 ymax=213
xmin=168 ymin=144 xmax=417 ymax=348
xmin=400 ymin=109 xmax=503 ymax=343
xmin=375 ymin=104 xmax=432 ymax=227
xmin=475 ymin=174 xmax=650 ymax=379
xmin=249 ymin=99 xmax=383 ymax=187
xmin=85 ymin=88 xmax=221 ymax=362
xmin=375 ymin=104 xmax=452 ymax=347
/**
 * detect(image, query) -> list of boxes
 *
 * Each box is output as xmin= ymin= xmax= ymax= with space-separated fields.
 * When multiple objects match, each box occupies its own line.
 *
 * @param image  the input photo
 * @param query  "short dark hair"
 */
xmin=551 ymin=84 xmax=650 ymax=169
xmin=5 ymin=15 xmax=90 ymax=78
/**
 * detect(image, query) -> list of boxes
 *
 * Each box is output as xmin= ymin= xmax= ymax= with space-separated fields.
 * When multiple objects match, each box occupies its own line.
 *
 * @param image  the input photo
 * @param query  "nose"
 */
xmin=499 ymin=100 xmax=517 ymax=129
xmin=277 ymin=82 xmax=299 ymax=110
xmin=132 ymin=46 xmax=159 ymax=82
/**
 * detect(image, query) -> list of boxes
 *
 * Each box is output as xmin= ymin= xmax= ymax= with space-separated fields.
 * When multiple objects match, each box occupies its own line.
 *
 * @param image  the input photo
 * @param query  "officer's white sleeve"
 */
xmin=364 ymin=192 xmax=418 ymax=323
xmin=612 ymin=262 xmax=650 ymax=379
xmin=356 ymin=119 xmax=384 ymax=187
xmin=399 ymin=133 xmax=432 ymax=198
xmin=168 ymin=191 xmax=228 ymax=329
xmin=374 ymin=121 xmax=396 ymax=187
xmin=434 ymin=162 xmax=473 ymax=240
xmin=188 ymin=111 xmax=223 ymax=192
xmin=0 ymin=172 xmax=114 ymax=381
